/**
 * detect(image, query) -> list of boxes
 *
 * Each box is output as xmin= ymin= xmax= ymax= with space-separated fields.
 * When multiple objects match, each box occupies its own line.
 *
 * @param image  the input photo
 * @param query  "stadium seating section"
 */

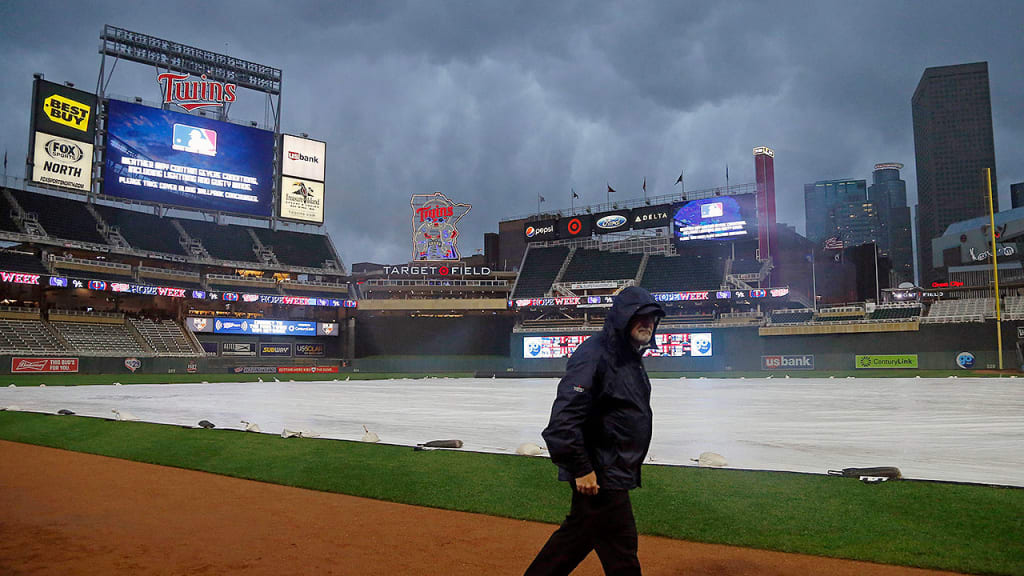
xmin=868 ymin=306 xmax=922 ymax=320
xmin=640 ymin=254 xmax=724 ymax=292
xmin=129 ymin=318 xmax=198 ymax=355
xmin=51 ymin=321 xmax=147 ymax=355
xmin=91 ymin=204 xmax=187 ymax=255
xmin=0 ymin=188 xmax=342 ymax=272
xmin=0 ymin=319 xmax=65 ymax=354
xmin=0 ymin=201 xmax=21 ymax=233
xmin=7 ymin=189 xmax=107 ymax=245
xmin=561 ymin=249 xmax=643 ymax=283
xmin=512 ymin=246 xmax=571 ymax=298
xmin=770 ymin=309 xmax=814 ymax=324
xmin=177 ymin=219 xmax=260 ymax=263
xmin=922 ymin=298 xmax=995 ymax=323
xmin=252 ymin=228 xmax=338 ymax=269
xmin=0 ymin=251 xmax=47 ymax=275
xmin=730 ymin=258 xmax=763 ymax=275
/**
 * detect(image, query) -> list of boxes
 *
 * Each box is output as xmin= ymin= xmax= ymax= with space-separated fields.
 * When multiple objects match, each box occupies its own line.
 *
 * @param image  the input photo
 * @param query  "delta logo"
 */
xmin=526 ymin=224 xmax=554 ymax=238
xmin=287 ymin=151 xmax=320 ymax=163
xmin=596 ymin=214 xmax=627 ymax=229
xmin=42 ymin=94 xmax=90 ymax=132
xmin=158 ymin=72 xmax=237 ymax=111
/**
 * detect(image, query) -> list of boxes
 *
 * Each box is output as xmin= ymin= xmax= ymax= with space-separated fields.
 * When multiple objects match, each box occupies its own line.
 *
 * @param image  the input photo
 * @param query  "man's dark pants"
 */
xmin=524 ymin=486 xmax=640 ymax=575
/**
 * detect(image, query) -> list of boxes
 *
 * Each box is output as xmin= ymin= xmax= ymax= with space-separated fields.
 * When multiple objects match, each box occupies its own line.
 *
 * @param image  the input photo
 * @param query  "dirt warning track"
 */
xmin=0 ymin=440 xmax=965 ymax=575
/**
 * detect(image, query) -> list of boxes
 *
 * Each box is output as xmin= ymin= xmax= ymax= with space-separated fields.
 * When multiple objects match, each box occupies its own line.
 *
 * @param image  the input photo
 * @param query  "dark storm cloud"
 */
xmin=1 ymin=1 xmax=1021 ymax=267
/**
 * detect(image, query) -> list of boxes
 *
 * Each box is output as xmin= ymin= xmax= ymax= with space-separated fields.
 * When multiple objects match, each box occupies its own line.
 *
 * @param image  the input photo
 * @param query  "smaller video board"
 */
xmin=523 ymin=333 xmax=712 ymax=358
xmin=672 ymin=195 xmax=757 ymax=242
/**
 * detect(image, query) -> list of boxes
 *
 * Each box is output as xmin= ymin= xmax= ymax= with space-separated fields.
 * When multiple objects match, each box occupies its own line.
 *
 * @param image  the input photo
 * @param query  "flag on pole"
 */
xmin=823 ymin=236 xmax=845 ymax=250
xmin=572 ymin=188 xmax=579 ymax=199
xmin=538 ymin=194 xmax=545 ymax=203
xmin=675 ymin=171 xmax=683 ymax=185
xmin=642 ymin=178 xmax=646 ymax=193
xmin=607 ymin=184 xmax=616 ymax=194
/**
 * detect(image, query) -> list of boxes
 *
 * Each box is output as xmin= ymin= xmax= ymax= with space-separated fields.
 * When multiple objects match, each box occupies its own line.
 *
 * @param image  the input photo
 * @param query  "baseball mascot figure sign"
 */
xmin=410 ymin=192 xmax=472 ymax=261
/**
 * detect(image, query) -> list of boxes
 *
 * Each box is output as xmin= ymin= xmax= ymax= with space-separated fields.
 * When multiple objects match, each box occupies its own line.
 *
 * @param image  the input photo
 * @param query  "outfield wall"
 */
xmin=1 ymin=356 xmax=342 ymax=376
xmin=512 ymin=321 xmax=1022 ymax=373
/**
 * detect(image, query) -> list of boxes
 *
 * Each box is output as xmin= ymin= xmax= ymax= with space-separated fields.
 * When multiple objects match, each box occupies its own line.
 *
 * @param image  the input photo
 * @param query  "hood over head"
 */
xmin=604 ymin=286 xmax=665 ymax=351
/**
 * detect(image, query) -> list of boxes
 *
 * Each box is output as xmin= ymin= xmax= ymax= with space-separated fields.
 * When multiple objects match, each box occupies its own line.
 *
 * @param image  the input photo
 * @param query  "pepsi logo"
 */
xmin=526 ymin=226 xmax=536 ymax=238
xmin=597 ymin=215 xmax=627 ymax=229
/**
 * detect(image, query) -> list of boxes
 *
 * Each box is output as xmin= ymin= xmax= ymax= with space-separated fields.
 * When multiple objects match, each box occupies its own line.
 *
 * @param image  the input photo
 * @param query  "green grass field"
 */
xmin=0 ymin=411 xmax=1021 ymax=575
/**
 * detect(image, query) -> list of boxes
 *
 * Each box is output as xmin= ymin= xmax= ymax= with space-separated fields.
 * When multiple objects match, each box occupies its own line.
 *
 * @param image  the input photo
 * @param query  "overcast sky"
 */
xmin=1 ymin=1 xmax=1021 ymax=267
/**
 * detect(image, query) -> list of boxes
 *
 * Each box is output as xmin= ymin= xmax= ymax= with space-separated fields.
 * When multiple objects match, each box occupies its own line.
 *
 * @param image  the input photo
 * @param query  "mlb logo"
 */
xmin=701 ymin=202 xmax=724 ymax=218
xmin=172 ymin=123 xmax=218 ymax=157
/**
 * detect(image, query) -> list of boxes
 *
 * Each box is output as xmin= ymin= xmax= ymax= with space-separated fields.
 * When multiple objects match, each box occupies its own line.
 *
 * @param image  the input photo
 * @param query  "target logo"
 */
xmin=567 ymin=218 xmax=583 ymax=236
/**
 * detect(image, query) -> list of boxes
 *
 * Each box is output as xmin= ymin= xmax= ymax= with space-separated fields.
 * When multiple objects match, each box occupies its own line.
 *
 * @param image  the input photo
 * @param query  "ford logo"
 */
xmin=597 ymin=215 xmax=627 ymax=229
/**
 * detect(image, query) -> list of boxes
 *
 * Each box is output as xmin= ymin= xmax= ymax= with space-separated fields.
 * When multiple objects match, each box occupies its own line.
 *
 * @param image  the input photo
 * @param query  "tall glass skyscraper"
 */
xmin=869 ymin=163 xmax=914 ymax=283
xmin=804 ymin=179 xmax=877 ymax=247
xmin=912 ymin=62 xmax=997 ymax=285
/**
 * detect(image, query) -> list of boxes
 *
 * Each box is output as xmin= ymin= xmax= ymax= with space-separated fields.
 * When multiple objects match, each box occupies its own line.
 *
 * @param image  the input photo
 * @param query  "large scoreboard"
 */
xmin=102 ymin=99 xmax=275 ymax=217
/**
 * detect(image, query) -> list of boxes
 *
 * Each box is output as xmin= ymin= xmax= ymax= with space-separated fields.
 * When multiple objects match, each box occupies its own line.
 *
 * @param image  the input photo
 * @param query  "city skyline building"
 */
xmin=1012 ymin=182 xmax=1024 ymax=209
xmin=869 ymin=163 xmax=914 ymax=284
xmin=912 ymin=61 xmax=998 ymax=285
xmin=804 ymin=179 xmax=879 ymax=248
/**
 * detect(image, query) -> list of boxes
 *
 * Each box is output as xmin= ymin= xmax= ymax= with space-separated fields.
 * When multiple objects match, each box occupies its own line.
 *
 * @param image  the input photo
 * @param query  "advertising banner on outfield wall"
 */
xmin=279 ymin=175 xmax=325 ymax=224
xmin=11 ymin=357 xmax=79 ymax=373
xmin=281 ymin=134 xmax=326 ymax=181
xmin=31 ymin=133 xmax=94 ymax=191
xmin=761 ymin=355 xmax=814 ymax=370
xmin=32 ymin=79 xmax=97 ymax=142
xmin=295 ymin=343 xmax=325 ymax=357
xmin=278 ymin=366 xmax=339 ymax=374
xmin=317 ymin=322 xmax=339 ymax=336
xmin=259 ymin=343 xmax=292 ymax=357
xmin=221 ymin=342 xmax=256 ymax=357
xmin=855 ymin=354 xmax=918 ymax=369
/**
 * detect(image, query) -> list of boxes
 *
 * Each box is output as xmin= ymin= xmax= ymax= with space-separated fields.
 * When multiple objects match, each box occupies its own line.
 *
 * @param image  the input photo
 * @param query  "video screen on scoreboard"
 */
xmin=102 ymin=99 xmax=275 ymax=217
xmin=672 ymin=195 xmax=757 ymax=242
xmin=523 ymin=333 xmax=712 ymax=358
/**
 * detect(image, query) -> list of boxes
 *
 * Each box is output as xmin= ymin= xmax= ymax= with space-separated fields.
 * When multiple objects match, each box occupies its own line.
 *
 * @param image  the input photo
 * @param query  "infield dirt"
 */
xmin=0 ymin=440 xmax=968 ymax=575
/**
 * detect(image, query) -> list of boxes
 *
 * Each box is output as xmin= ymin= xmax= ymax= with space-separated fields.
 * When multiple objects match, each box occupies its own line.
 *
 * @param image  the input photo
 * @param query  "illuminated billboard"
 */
xmin=31 ymin=133 xmax=93 ymax=191
xmin=281 ymin=135 xmax=326 ymax=181
xmin=279 ymin=176 xmax=325 ymax=224
xmin=411 ymin=192 xmax=472 ymax=260
xmin=102 ymin=99 xmax=274 ymax=217
xmin=32 ymin=79 xmax=97 ymax=142
xmin=523 ymin=333 xmax=712 ymax=358
xmin=672 ymin=194 xmax=757 ymax=242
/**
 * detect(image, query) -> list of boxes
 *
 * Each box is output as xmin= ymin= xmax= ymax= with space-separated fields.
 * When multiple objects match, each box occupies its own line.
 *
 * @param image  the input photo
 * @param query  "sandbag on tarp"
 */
xmin=828 ymin=466 xmax=902 ymax=481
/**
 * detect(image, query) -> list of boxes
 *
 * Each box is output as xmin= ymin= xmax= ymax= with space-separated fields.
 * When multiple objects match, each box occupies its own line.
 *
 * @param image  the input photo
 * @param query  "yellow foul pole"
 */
xmin=986 ymin=168 xmax=1003 ymax=370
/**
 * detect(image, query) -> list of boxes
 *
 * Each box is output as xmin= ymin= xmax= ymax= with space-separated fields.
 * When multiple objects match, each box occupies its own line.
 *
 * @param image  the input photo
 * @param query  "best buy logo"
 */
xmin=42 ymin=94 xmax=91 ymax=132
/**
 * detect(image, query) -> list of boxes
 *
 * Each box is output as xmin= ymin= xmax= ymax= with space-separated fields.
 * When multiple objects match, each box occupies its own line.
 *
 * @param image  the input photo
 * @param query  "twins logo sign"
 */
xmin=410 ymin=192 xmax=472 ymax=261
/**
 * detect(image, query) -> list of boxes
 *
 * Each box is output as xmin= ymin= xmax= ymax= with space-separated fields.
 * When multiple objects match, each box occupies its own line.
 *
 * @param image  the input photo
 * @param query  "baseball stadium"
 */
xmin=1 ymin=26 xmax=1022 ymax=576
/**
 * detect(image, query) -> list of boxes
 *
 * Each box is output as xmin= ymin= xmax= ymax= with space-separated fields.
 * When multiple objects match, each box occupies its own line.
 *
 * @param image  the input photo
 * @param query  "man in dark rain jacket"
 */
xmin=525 ymin=286 xmax=665 ymax=576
